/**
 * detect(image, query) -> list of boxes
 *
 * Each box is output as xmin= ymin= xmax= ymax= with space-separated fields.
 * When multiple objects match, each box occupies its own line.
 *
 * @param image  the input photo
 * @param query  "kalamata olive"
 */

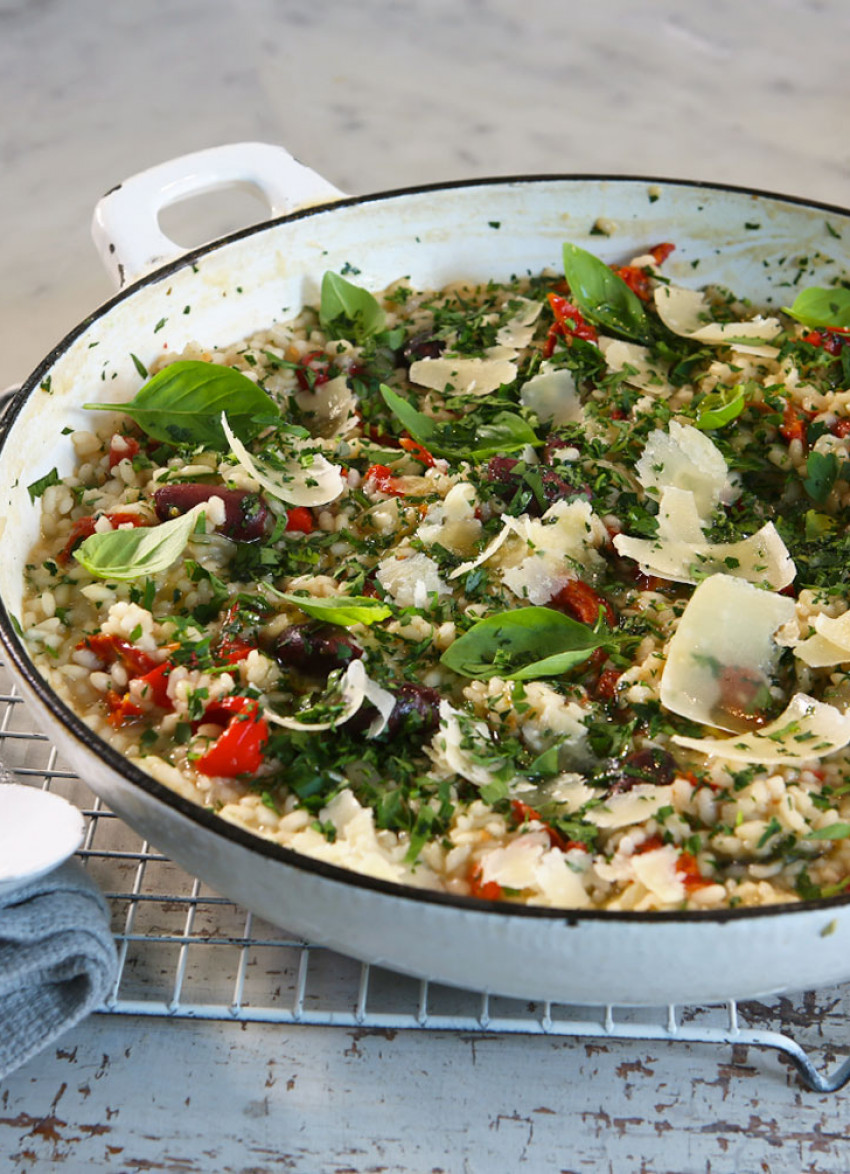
xmin=347 ymin=682 xmax=441 ymax=739
xmin=153 ymin=484 xmax=269 ymax=542
xmin=272 ymin=624 xmax=363 ymax=677
xmin=384 ymin=683 xmax=441 ymax=738
xmin=602 ymin=746 xmax=678 ymax=795
xmin=403 ymin=332 xmax=446 ymax=363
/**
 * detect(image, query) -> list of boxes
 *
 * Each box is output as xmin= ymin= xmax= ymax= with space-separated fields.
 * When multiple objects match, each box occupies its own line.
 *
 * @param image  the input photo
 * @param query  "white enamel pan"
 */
xmin=2 ymin=142 xmax=850 ymax=1007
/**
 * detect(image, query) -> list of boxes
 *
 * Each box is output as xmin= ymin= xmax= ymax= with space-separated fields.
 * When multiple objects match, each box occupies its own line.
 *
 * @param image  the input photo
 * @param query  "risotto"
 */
xmin=20 ymin=240 xmax=850 ymax=911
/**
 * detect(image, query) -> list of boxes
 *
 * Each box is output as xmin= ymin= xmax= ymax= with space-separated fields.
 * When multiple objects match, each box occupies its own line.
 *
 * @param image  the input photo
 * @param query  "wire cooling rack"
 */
xmin=2 ymin=658 xmax=850 ymax=1092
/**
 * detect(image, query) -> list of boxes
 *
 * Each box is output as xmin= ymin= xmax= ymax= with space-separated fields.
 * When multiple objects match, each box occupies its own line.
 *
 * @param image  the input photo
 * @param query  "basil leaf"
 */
xmin=73 ymin=503 xmax=207 ymax=580
xmin=694 ymin=384 xmax=746 ymax=431
xmin=804 ymin=822 xmax=850 ymax=841
xmin=380 ymin=384 xmax=538 ymax=459
xmin=562 ymin=243 xmax=653 ymax=343
xmin=27 ymin=467 xmax=60 ymax=501
xmin=440 ymin=606 xmax=610 ymax=680
xmin=84 ymin=361 xmax=279 ymax=449
xmin=784 ymin=287 xmax=850 ymax=330
xmin=320 ymin=272 xmax=386 ymax=342
xmin=803 ymin=451 xmax=839 ymax=504
xmin=278 ymin=592 xmax=393 ymax=627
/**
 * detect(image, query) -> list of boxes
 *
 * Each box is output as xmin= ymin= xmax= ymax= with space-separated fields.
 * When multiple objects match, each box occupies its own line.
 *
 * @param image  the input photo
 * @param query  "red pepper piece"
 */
xmin=510 ymin=799 xmax=569 ymax=852
xmin=613 ymin=265 xmax=652 ymax=301
xmin=649 ymin=242 xmax=675 ymax=266
xmin=80 ymin=633 xmax=159 ymax=677
xmin=467 ymin=862 xmax=503 ymax=902
xmin=677 ymin=851 xmax=713 ymax=892
xmin=285 ymin=506 xmax=315 ymax=534
xmin=831 ymin=418 xmax=850 ymax=438
xmin=134 ymin=661 xmax=174 ymax=709
xmin=104 ymin=689 xmax=144 ymax=728
xmin=543 ymin=293 xmax=598 ymax=357
xmin=108 ymin=434 xmax=141 ymax=468
xmin=779 ymin=402 xmax=808 ymax=445
xmin=196 ymin=697 xmax=269 ymax=778
xmin=59 ymin=511 xmax=150 ymax=563
xmin=365 ymin=464 xmax=406 ymax=497
xmin=592 ymin=667 xmax=623 ymax=702
xmin=399 ymin=436 xmax=437 ymax=467
xmin=294 ymin=350 xmax=333 ymax=391
xmin=549 ymin=579 xmax=616 ymax=627
xmin=802 ymin=328 xmax=849 ymax=356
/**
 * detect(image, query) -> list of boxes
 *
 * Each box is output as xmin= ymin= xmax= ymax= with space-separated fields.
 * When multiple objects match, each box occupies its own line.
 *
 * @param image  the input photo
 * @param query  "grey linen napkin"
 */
xmin=0 ymin=858 xmax=118 ymax=1079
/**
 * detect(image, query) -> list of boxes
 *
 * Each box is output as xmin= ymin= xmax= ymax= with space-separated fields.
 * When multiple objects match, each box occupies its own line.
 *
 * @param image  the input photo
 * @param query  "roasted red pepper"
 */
xmin=365 ymin=464 xmax=406 ymax=497
xmin=802 ymin=327 xmax=849 ymax=356
xmin=104 ymin=689 xmax=143 ymax=728
xmin=549 ymin=579 xmax=616 ymax=628
xmin=543 ymin=294 xmax=598 ymax=357
xmin=80 ymin=633 xmax=159 ymax=677
xmin=592 ymin=667 xmax=623 ymax=702
xmin=195 ymin=697 xmax=269 ymax=778
xmin=134 ymin=661 xmax=174 ymax=709
xmin=399 ymin=436 xmax=437 ymax=467
xmin=467 ymin=861 xmax=503 ymax=902
xmin=676 ymin=851 xmax=713 ymax=892
xmin=510 ymin=799 xmax=570 ymax=852
xmin=294 ymin=350 xmax=334 ymax=391
xmin=108 ymin=434 xmax=141 ymax=468
xmin=59 ymin=511 xmax=150 ymax=563
xmin=285 ymin=506 xmax=315 ymax=533
xmin=779 ymin=402 xmax=808 ymax=445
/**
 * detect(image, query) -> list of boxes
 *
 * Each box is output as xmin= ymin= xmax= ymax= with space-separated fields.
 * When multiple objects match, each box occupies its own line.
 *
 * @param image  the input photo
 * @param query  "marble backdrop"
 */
xmin=1 ymin=0 xmax=849 ymax=387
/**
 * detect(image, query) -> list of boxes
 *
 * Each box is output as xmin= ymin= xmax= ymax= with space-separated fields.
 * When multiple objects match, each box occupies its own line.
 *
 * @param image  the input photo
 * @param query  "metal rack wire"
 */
xmin=2 ymin=657 xmax=850 ymax=1093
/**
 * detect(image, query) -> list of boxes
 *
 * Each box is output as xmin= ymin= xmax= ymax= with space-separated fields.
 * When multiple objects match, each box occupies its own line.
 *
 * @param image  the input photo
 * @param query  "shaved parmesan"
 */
xmin=263 ymin=659 xmax=368 ymax=731
xmin=409 ymin=347 xmax=518 ymax=396
xmin=597 ymin=336 xmax=673 ymax=395
xmin=588 ymin=784 xmax=676 ymax=830
xmin=673 ymin=693 xmax=850 ymax=765
xmin=635 ymin=421 xmax=737 ymax=517
xmin=479 ymin=837 xmax=592 ymax=907
xmin=294 ymin=374 xmax=358 ymax=437
xmin=450 ymin=499 xmax=607 ymax=604
xmin=496 ymin=297 xmax=543 ymax=347
xmin=792 ymin=611 xmax=850 ymax=668
xmin=519 ymin=363 xmax=584 ymax=426
xmin=613 ymin=516 xmax=796 ymax=590
xmin=430 ymin=701 xmax=508 ymax=787
xmin=222 ymin=415 xmax=345 ymax=507
xmin=376 ymin=551 xmax=451 ymax=609
xmin=659 ymin=574 xmax=796 ymax=731
xmin=654 ymin=284 xmax=782 ymax=345
xmin=631 ymin=845 xmax=685 ymax=905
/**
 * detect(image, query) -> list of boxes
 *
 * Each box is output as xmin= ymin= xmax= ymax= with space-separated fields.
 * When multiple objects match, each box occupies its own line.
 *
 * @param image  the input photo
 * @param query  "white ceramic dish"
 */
xmin=2 ymin=143 xmax=850 ymax=1005
xmin=0 ymin=783 xmax=85 ymax=897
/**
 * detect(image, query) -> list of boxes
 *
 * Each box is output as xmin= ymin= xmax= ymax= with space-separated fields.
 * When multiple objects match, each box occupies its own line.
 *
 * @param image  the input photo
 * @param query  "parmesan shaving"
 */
xmin=222 ymin=414 xmax=345 ymax=507
xmin=496 ymin=297 xmax=543 ymax=347
xmin=659 ymin=574 xmax=796 ymax=731
xmin=653 ymin=284 xmax=782 ymax=345
xmin=597 ymin=336 xmax=673 ymax=395
xmin=519 ymin=363 xmax=584 ymax=426
xmin=673 ymin=694 xmax=850 ymax=765
xmin=409 ymin=347 xmax=518 ymax=396
xmin=792 ymin=611 xmax=850 ymax=668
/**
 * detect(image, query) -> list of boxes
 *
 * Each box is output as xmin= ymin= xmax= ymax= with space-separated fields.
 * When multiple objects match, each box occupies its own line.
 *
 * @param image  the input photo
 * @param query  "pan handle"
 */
xmin=91 ymin=142 xmax=347 ymax=289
